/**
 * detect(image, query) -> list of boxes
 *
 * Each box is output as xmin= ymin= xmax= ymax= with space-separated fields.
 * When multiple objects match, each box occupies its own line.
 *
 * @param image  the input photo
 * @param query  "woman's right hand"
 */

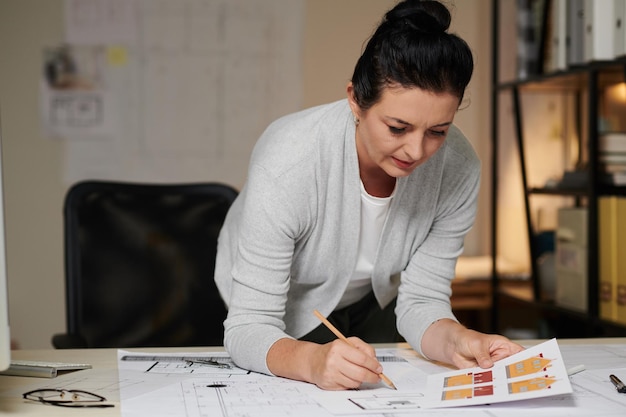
xmin=310 ymin=337 xmax=384 ymax=390
xmin=267 ymin=337 xmax=384 ymax=390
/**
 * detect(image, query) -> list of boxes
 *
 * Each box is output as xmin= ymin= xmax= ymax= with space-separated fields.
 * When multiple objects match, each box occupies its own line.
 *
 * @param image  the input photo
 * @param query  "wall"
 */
xmin=0 ymin=0 xmax=491 ymax=349
xmin=303 ymin=0 xmax=492 ymax=257
xmin=0 ymin=0 xmax=67 ymax=350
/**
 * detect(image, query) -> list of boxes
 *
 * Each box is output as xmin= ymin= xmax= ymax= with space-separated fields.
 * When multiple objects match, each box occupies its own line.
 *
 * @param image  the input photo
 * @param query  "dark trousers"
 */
xmin=300 ymin=291 xmax=404 ymax=344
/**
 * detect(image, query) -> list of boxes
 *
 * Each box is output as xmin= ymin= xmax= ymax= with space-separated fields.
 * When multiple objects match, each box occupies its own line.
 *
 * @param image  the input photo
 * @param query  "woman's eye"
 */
xmin=389 ymin=126 xmax=405 ymax=134
xmin=429 ymin=129 xmax=446 ymax=137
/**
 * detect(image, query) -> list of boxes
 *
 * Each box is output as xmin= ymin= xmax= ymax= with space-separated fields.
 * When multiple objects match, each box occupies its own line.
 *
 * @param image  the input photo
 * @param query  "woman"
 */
xmin=215 ymin=0 xmax=523 ymax=390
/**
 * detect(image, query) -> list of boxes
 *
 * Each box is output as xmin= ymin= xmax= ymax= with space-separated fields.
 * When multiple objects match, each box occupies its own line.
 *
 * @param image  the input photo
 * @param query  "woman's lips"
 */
xmin=392 ymin=156 xmax=415 ymax=170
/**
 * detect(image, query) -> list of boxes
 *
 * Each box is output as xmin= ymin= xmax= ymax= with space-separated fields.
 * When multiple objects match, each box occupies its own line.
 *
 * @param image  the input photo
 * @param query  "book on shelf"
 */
xmin=599 ymin=132 xmax=626 ymax=153
xmin=598 ymin=196 xmax=626 ymax=325
xmin=603 ymin=163 xmax=626 ymax=174
xmin=600 ymin=154 xmax=626 ymax=165
xmin=599 ymin=133 xmax=626 ymax=184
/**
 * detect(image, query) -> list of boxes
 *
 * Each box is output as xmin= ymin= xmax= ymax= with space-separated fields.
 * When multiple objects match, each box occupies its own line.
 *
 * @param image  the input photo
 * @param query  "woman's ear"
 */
xmin=346 ymin=82 xmax=361 ymax=121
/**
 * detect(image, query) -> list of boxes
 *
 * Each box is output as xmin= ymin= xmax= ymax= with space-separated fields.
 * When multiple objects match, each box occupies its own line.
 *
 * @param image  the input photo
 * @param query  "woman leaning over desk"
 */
xmin=215 ymin=0 xmax=524 ymax=390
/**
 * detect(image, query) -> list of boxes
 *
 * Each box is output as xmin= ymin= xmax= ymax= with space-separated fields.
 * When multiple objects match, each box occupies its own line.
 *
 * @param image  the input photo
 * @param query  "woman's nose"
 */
xmin=402 ymin=132 xmax=424 ymax=161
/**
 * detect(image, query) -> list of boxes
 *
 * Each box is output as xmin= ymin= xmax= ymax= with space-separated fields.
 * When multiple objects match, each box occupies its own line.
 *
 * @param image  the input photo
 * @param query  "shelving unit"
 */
xmin=490 ymin=0 xmax=626 ymax=338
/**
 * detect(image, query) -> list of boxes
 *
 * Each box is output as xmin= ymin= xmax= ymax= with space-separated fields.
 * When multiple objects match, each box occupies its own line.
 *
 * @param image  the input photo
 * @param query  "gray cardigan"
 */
xmin=215 ymin=99 xmax=480 ymax=375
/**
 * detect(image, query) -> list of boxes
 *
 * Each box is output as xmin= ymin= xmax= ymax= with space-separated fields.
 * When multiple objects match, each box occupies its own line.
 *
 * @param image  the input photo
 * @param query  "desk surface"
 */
xmin=1 ymin=339 xmax=625 ymax=416
xmin=0 ymin=346 xmax=224 ymax=416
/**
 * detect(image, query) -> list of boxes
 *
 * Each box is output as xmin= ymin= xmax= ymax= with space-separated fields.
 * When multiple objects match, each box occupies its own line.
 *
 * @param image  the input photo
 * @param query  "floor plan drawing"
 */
xmin=116 ymin=340 xmax=576 ymax=416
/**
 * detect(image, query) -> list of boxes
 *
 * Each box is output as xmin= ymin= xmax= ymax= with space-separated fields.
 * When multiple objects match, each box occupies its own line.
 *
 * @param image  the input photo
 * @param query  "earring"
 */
xmin=353 ymin=115 xmax=360 ymax=126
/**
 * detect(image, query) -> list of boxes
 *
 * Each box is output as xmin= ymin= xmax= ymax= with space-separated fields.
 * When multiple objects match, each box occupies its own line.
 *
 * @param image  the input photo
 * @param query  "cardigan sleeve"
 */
xmin=222 ymin=162 xmax=305 ymax=375
xmin=395 ymin=139 xmax=481 ymax=358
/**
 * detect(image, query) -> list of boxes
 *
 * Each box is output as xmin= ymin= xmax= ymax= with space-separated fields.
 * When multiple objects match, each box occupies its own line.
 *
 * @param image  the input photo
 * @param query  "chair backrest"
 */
xmin=53 ymin=180 xmax=238 ymax=348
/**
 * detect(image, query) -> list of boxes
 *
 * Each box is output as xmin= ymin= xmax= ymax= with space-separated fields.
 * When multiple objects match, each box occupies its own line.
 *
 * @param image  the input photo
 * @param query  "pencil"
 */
xmin=313 ymin=309 xmax=397 ymax=390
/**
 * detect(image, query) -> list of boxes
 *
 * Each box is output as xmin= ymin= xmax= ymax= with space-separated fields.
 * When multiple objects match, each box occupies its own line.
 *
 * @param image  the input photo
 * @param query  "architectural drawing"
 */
xmin=347 ymin=394 xmax=424 ymax=411
xmin=116 ymin=340 xmax=573 ymax=416
xmin=181 ymin=379 xmax=333 ymax=417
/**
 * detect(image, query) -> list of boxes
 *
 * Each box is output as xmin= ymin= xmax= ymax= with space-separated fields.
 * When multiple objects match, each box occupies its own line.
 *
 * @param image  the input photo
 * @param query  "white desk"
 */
xmin=1 ymin=339 xmax=625 ymax=416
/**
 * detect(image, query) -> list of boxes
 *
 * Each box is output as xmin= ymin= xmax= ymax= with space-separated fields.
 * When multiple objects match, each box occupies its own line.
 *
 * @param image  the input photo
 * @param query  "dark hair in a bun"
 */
xmin=351 ymin=0 xmax=473 ymax=110
xmin=385 ymin=0 xmax=450 ymax=33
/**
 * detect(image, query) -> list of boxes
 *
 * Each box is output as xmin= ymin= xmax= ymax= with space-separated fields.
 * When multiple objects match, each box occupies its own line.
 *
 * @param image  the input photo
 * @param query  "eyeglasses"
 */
xmin=23 ymin=388 xmax=114 ymax=408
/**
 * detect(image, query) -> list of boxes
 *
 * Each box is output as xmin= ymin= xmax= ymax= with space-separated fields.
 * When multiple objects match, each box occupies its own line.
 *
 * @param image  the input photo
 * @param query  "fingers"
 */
xmin=451 ymin=331 xmax=525 ymax=370
xmin=312 ymin=339 xmax=383 ymax=390
xmin=474 ymin=351 xmax=494 ymax=369
xmin=346 ymin=337 xmax=384 ymax=377
xmin=488 ymin=338 xmax=525 ymax=362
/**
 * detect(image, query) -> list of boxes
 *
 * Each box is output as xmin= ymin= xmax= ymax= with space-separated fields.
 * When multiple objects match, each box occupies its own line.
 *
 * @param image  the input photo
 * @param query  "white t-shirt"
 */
xmin=335 ymin=180 xmax=396 ymax=310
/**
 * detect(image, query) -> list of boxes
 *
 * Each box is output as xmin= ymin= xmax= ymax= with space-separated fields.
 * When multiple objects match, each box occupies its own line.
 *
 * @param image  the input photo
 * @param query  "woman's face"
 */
xmin=348 ymin=84 xmax=459 ymax=180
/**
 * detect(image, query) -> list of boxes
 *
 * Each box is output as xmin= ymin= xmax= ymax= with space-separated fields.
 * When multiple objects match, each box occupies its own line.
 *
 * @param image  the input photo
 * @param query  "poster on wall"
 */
xmin=40 ymin=44 xmax=117 ymax=140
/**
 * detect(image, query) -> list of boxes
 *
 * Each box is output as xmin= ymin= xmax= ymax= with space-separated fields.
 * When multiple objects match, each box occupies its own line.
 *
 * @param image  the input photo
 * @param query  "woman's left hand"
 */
xmin=448 ymin=327 xmax=525 ymax=369
xmin=421 ymin=319 xmax=525 ymax=369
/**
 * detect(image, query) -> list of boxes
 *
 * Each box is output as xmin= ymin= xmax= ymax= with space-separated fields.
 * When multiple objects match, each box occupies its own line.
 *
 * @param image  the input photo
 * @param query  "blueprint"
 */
xmin=114 ymin=340 xmax=626 ymax=417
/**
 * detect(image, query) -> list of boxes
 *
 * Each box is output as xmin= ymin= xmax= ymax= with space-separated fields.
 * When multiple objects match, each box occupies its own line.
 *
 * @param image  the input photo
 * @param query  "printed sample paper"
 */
xmin=424 ymin=338 xmax=572 ymax=408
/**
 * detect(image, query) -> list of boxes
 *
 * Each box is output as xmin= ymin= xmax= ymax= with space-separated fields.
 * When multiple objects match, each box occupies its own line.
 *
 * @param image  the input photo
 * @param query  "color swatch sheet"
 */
xmin=423 ymin=337 xmax=572 ymax=408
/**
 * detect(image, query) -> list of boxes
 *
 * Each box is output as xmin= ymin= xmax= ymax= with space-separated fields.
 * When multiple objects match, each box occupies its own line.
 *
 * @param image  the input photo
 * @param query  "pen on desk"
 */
xmin=313 ymin=309 xmax=397 ymax=390
xmin=610 ymin=374 xmax=626 ymax=393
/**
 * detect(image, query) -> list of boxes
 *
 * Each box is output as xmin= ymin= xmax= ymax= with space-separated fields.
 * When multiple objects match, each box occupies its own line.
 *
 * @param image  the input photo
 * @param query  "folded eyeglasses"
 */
xmin=23 ymin=388 xmax=114 ymax=408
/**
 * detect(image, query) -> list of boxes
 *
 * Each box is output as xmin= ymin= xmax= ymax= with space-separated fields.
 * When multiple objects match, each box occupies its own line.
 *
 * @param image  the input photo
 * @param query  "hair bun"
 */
xmin=385 ymin=0 xmax=451 ymax=34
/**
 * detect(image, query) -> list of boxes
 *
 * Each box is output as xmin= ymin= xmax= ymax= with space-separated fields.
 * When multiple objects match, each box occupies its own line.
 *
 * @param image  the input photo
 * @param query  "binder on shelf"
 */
xmin=517 ymin=0 xmax=540 ymax=78
xmin=549 ymin=0 xmax=568 ymax=71
xmin=599 ymin=197 xmax=618 ymax=322
xmin=615 ymin=0 xmax=626 ymax=58
xmin=616 ymin=198 xmax=626 ymax=325
xmin=583 ymin=0 xmax=618 ymax=62
xmin=567 ymin=0 xmax=585 ymax=66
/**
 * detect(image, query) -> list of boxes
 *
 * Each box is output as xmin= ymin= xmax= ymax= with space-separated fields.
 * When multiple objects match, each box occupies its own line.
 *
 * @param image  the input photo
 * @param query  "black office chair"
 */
xmin=52 ymin=180 xmax=238 ymax=348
